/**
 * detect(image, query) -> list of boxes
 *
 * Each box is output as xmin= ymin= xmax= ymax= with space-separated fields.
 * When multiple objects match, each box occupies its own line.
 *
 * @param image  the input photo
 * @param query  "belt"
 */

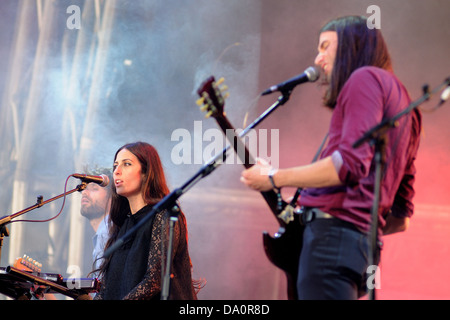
xmin=301 ymin=207 xmax=334 ymax=224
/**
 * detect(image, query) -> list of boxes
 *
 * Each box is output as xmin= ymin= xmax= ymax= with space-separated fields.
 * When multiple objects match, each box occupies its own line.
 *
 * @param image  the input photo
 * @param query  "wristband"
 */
xmin=268 ymin=168 xmax=283 ymax=211
xmin=268 ymin=168 xmax=279 ymax=190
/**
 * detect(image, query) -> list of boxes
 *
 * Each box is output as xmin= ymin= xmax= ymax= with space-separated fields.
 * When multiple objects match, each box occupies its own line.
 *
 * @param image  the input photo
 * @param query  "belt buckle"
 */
xmin=299 ymin=207 xmax=315 ymax=225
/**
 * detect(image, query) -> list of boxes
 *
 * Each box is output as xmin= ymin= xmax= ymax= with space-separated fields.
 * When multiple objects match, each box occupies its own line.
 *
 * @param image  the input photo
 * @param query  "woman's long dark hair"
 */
xmin=95 ymin=141 xmax=170 ymax=277
xmin=320 ymin=15 xmax=392 ymax=108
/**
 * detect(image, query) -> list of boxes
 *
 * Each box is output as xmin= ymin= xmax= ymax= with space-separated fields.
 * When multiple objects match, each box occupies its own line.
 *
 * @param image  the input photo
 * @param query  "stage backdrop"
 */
xmin=0 ymin=0 xmax=448 ymax=299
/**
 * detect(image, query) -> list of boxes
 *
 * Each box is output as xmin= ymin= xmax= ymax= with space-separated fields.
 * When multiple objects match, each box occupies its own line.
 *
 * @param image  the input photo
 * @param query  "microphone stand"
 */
xmin=102 ymin=90 xmax=295 ymax=299
xmin=0 ymin=182 xmax=88 ymax=266
xmin=161 ymin=205 xmax=180 ymax=300
xmin=353 ymin=77 xmax=450 ymax=300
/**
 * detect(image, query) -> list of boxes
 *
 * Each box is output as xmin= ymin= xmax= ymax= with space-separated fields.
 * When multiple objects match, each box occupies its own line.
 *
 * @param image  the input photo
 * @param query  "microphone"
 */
xmin=438 ymin=85 xmax=450 ymax=106
xmin=261 ymin=66 xmax=320 ymax=95
xmin=72 ymin=173 xmax=109 ymax=187
xmin=429 ymin=80 xmax=450 ymax=110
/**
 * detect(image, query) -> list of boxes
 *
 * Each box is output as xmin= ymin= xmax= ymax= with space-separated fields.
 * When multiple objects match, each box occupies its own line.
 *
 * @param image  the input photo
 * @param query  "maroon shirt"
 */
xmin=300 ymin=66 xmax=422 ymax=233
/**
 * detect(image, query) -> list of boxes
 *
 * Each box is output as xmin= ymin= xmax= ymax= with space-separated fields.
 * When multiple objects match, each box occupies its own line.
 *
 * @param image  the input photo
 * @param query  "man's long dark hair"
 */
xmin=321 ymin=15 xmax=392 ymax=108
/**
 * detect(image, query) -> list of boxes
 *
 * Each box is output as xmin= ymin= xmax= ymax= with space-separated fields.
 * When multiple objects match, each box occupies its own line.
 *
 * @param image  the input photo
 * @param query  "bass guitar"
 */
xmin=196 ymin=76 xmax=303 ymax=299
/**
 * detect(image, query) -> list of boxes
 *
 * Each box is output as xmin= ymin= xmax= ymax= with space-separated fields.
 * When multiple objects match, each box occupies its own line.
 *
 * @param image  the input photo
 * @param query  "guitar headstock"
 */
xmin=13 ymin=254 xmax=43 ymax=273
xmin=196 ymin=76 xmax=229 ymax=118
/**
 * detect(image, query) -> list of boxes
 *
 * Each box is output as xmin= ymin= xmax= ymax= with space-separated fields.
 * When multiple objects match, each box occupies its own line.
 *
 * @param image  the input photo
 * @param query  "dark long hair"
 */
xmin=320 ymin=15 xmax=392 ymax=108
xmin=95 ymin=142 xmax=170 ymax=277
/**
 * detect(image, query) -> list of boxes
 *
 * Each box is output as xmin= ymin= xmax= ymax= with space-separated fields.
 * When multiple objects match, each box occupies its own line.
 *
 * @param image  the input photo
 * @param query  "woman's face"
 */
xmin=113 ymin=148 xmax=144 ymax=201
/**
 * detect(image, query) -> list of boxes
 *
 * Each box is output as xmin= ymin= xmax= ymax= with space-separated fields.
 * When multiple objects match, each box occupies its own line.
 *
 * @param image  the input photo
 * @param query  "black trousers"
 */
xmin=297 ymin=215 xmax=378 ymax=300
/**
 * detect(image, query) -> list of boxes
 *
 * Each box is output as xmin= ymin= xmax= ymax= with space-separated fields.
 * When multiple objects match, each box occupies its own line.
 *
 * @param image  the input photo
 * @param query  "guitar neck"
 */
xmin=196 ymin=75 xmax=287 ymax=225
xmin=215 ymin=116 xmax=254 ymax=169
xmin=215 ymin=115 xmax=287 ymax=223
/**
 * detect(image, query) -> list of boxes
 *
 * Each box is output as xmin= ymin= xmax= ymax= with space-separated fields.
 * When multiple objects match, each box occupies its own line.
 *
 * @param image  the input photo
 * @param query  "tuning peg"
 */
xmin=196 ymin=97 xmax=205 ymax=106
xmin=216 ymin=77 xmax=224 ymax=85
xmin=214 ymin=77 xmax=229 ymax=104
xmin=215 ymin=77 xmax=228 ymax=91
xmin=205 ymin=110 xmax=213 ymax=118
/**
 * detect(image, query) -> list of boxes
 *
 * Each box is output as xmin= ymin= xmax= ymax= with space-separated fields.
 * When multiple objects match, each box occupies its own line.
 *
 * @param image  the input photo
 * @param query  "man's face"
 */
xmin=80 ymin=183 xmax=109 ymax=220
xmin=314 ymin=31 xmax=338 ymax=81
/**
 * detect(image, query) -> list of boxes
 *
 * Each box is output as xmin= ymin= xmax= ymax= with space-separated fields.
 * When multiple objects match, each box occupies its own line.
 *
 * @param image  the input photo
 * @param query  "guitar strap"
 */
xmin=285 ymin=132 xmax=329 ymax=210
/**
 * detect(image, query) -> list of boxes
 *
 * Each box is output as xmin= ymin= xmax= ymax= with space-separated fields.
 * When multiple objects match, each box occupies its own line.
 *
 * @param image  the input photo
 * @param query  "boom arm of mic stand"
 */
xmin=0 ymin=183 xmax=88 ymax=226
xmin=0 ymin=182 xmax=88 ymax=266
xmin=353 ymin=78 xmax=450 ymax=149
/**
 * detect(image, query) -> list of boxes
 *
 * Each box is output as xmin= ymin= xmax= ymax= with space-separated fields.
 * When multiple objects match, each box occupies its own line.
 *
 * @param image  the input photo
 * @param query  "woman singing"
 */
xmin=95 ymin=141 xmax=197 ymax=300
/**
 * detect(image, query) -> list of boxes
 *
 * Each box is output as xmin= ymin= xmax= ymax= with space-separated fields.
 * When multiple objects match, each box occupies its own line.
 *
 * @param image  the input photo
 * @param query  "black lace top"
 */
xmin=95 ymin=205 xmax=197 ymax=300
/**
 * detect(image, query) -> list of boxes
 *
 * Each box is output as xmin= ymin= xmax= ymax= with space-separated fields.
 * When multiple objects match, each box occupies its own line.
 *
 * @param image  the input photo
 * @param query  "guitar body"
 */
xmin=262 ymin=218 xmax=303 ymax=300
xmin=197 ymin=76 xmax=303 ymax=299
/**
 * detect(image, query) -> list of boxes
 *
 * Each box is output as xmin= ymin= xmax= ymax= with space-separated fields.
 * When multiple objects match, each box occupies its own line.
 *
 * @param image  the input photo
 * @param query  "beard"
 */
xmin=81 ymin=202 xmax=106 ymax=221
